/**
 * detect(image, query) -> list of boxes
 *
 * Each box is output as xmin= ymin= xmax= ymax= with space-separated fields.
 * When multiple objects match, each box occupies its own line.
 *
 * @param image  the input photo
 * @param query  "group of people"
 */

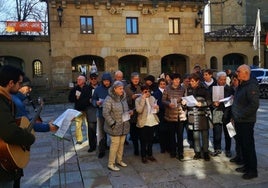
xmin=68 ymin=64 xmax=259 ymax=180
xmin=0 ymin=63 xmax=259 ymax=187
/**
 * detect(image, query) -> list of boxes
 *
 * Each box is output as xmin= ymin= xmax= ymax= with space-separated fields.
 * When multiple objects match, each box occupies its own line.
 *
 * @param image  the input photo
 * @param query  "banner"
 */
xmin=253 ymin=9 xmax=261 ymax=50
xmin=6 ymin=21 xmax=42 ymax=32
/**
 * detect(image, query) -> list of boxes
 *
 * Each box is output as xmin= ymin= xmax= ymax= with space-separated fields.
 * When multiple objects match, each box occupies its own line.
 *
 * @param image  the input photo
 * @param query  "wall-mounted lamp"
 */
xmin=57 ymin=6 xmax=63 ymax=27
xmin=195 ymin=10 xmax=203 ymax=28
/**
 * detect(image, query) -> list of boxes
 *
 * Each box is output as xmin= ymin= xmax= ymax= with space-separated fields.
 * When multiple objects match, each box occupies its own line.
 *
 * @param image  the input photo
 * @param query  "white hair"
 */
xmin=216 ymin=71 xmax=226 ymax=80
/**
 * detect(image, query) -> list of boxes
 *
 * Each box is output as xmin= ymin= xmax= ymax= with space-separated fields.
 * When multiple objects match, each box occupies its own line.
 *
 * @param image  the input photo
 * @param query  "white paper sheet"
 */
xmin=53 ymin=109 xmax=82 ymax=138
xmin=226 ymin=122 xmax=236 ymax=138
xmin=219 ymin=96 xmax=233 ymax=107
xmin=212 ymin=86 xmax=224 ymax=101
xmin=122 ymin=111 xmax=130 ymax=122
xmin=182 ymin=95 xmax=198 ymax=107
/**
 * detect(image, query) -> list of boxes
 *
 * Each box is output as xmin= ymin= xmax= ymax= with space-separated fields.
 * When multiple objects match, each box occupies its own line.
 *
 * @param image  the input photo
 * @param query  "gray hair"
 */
xmin=216 ymin=71 xmax=226 ymax=80
xmin=131 ymin=72 xmax=139 ymax=78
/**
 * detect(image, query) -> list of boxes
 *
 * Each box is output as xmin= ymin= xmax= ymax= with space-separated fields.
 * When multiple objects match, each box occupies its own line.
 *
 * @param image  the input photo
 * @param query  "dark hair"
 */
xmin=0 ymin=65 xmax=24 ymax=87
xmin=170 ymin=73 xmax=181 ymax=80
xmin=157 ymin=78 xmax=166 ymax=86
xmin=203 ymin=69 xmax=213 ymax=75
xmin=141 ymin=84 xmax=150 ymax=92
xmin=182 ymin=73 xmax=190 ymax=80
xmin=189 ymin=73 xmax=201 ymax=82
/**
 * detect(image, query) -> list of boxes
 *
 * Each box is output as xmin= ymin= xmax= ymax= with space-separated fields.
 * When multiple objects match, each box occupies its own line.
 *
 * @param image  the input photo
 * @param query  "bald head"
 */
xmin=236 ymin=64 xmax=251 ymax=81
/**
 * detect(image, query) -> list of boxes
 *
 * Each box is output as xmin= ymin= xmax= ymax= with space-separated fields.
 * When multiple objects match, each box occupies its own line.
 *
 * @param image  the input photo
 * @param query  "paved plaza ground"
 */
xmin=21 ymin=100 xmax=268 ymax=188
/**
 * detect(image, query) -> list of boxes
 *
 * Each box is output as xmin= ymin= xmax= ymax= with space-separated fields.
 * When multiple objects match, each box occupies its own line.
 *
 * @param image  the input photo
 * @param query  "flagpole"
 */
xmin=258 ymin=21 xmax=261 ymax=68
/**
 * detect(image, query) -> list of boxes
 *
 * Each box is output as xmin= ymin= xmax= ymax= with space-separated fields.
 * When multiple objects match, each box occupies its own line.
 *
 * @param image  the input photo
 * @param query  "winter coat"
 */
xmin=186 ymin=84 xmax=212 ymax=130
xmin=232 ymin=78 xmax=259 ymax=123
xmin=135 ymin=95 xmax=159 ymax=128
xmin=125 ymin=82 xmax=142 ymax=123
xmin=92 ymin=73 xmax=112 ymax=118
xmin=162 ymin=84 xmax=185 ymax=122
xmin=0 ymin=86 xmax=35 ymax=181
xmin=68 ymin=84 xmax=91 ymax=111
xmin=103 ymin=86 xmax=130 ymax=136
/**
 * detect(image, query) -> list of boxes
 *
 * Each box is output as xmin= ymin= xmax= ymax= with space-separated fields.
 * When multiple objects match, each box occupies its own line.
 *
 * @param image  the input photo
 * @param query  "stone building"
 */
xmin=0 ymin=0 xmax=267 ymax=103
xmin=205 ymin=0 xmax=268 ymax=70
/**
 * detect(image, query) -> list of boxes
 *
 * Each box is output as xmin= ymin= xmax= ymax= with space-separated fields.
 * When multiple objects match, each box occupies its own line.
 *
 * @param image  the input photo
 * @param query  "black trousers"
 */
xmin=235 ymin=122 xmax=257 ymax=173
xmin=88 ymin=122 xmax=97 ymax=150
xmin=130 ymin=122 xmax=140 ymax=154
xmin=140 ymin=126 xmax=154 ymax=157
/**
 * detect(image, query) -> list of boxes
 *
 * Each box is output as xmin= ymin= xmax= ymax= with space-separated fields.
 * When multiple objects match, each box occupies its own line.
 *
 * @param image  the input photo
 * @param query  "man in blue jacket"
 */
xmin=232 ymin=64 xmax=259 ymax=180
xmin=92 ymin=72 xmax=112 ymax=158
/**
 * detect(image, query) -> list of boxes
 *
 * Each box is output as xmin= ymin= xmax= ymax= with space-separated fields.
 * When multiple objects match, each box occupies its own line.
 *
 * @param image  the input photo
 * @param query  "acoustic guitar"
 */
xmin=0 ymin=103 xmax=43 ymax=172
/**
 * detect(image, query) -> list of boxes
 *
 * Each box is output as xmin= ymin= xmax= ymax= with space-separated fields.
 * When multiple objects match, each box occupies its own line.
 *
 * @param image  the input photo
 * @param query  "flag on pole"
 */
xmin=253 ymin=9 xmax=261 ymax=50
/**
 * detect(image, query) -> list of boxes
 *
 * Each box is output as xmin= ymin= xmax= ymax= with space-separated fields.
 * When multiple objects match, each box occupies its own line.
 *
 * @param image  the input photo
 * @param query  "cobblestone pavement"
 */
xmin=21 ymin=100 xmax=268 ymax=188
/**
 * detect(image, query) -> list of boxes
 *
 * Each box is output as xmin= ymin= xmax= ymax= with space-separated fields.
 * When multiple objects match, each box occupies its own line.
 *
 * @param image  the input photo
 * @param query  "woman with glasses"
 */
xmin=135 ymin=85 xmax=159 ymax=163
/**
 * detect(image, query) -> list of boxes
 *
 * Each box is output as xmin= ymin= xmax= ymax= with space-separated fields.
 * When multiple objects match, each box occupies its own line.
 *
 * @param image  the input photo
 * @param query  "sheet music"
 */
xmin=53 ymin=109 xmax=82 ymax=138
xmin=226 ymin=122 xmax=236 ymax=138
xmin=182 ymin=95 xmax=198 ymax=107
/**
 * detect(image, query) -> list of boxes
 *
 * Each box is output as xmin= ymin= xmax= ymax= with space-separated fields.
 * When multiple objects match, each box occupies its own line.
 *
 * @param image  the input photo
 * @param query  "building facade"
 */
xmin=0 ymin=0 xmax=267 ymax=99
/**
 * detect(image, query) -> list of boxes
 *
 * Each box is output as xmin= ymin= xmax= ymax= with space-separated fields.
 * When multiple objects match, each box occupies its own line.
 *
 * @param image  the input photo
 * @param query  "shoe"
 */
xmin=176 ymin=154 xmax=184 ymax=161
xmin=225 ymin=151 xmax=232 ymax=158
xmin=98 ymin=152 xmax=105 ymax=158
xmin=193 ymin=152 xmax=201 ymax=160
xmin=147 ymin=156 xmax=157 ymax=162
xmin=108 ymin=164 xmax=120 ymax=171
xmin=230 ymin=156 xmax=244 ymax=165
xmin=117 ymin=161 xmax=127 ymax=167
xmin=142 ymin=157 xmax=148 ymax=164
xmin=242 ymin=172 xmax=258 ymax=180
xmin=204 ymin=152 xmax=210 ymax=161
xmin=236 ymin=166 xmax=247 ymax=173
xmin=87 ymin=148 xmax=96 ymax=153
xmin=125 ymin=140 xmax=129 ymax=145
xmin=211 ymin=150 xmax=221 ymax=157
xmin=76 ymin=141 xmax=82 ymax=145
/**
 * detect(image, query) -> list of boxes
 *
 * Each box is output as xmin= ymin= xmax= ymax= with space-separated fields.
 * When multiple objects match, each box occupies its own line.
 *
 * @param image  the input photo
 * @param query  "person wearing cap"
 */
xmin=92 ymin=72 xmax=113 ymax=158
xmin=103 ymin=81 xmax=132 ymax=171
xmin=69 ymin=75 xmax=91 ymax=145
xmin=11 ymin=76 xmax=57 ymax=132
xmin=86 ymin=72 xmax=99 ymax=152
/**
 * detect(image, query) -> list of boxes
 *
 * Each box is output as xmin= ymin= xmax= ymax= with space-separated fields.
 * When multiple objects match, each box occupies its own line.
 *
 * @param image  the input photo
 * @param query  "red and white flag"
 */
xmin=253 ymin=9 xmax=261 ymax=50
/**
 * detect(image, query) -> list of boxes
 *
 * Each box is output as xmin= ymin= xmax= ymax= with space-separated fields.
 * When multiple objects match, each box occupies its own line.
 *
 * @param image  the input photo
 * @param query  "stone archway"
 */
xmin=161 ymin=54 xmax=187 ymax=76
xmin=0 ymin=56 xmax=24 ymax=70
xmin=223 ymin=53 xmax=245 ymax=71
xmin=71 ymin=55 xmax=104 ymax=81
xmin=119 ymin=55 xmax=148 ymax=82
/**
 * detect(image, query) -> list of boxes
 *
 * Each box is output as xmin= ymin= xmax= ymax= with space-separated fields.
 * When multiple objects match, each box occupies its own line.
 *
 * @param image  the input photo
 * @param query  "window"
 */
xmin=33 ymin=60 xmax=42 ymax=77
xmin=80 ymin=16 xmax=94 ymax=34
xmin=126 ymin=17 xmax=138 ymax=34
xmin=169 ymin=18 xmax=180 ymax=34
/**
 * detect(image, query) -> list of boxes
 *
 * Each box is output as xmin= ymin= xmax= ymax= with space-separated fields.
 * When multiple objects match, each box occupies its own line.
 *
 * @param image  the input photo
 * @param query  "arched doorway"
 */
xmin=210 ymin=56 xmax=218 ymax=70
xmin=71 ymin=55 xmax=104 ymax=81
xmin=161 ymin=54 xmax=187 ymax=76
xmin=0 ymin=56 xmax=24 ymax=70
xmin=119 ymin=55 xmax=148 ymax=82
xmin=223 ymin=53 xmax=244 ymax=71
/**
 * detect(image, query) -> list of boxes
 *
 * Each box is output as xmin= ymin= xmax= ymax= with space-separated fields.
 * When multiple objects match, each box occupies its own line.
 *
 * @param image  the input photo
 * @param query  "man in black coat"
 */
xmin=232 ymin=64 xmax=259 ymax=180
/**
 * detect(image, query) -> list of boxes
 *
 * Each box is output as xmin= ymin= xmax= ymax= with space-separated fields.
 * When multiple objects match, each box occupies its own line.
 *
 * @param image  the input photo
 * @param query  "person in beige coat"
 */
xmin=103 ymin=81 xmax=133 ymax=171
xmin=135 ymin=85 xmax=159 ymax=163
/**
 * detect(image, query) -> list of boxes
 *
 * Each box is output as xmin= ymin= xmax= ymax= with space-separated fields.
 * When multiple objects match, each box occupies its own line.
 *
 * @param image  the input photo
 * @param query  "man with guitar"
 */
xmin=0 ymin=65 xmax=35 ymax=188
xmin=12 ymin=76 xmax=58 ymax=132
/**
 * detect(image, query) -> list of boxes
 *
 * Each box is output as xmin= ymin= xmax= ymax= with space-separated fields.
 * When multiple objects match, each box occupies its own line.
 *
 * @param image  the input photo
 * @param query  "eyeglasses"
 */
xmin=90 ymin=77 xmax=97 ymax=80
xmin=143 ymin=90 xmax=149 ymax=93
